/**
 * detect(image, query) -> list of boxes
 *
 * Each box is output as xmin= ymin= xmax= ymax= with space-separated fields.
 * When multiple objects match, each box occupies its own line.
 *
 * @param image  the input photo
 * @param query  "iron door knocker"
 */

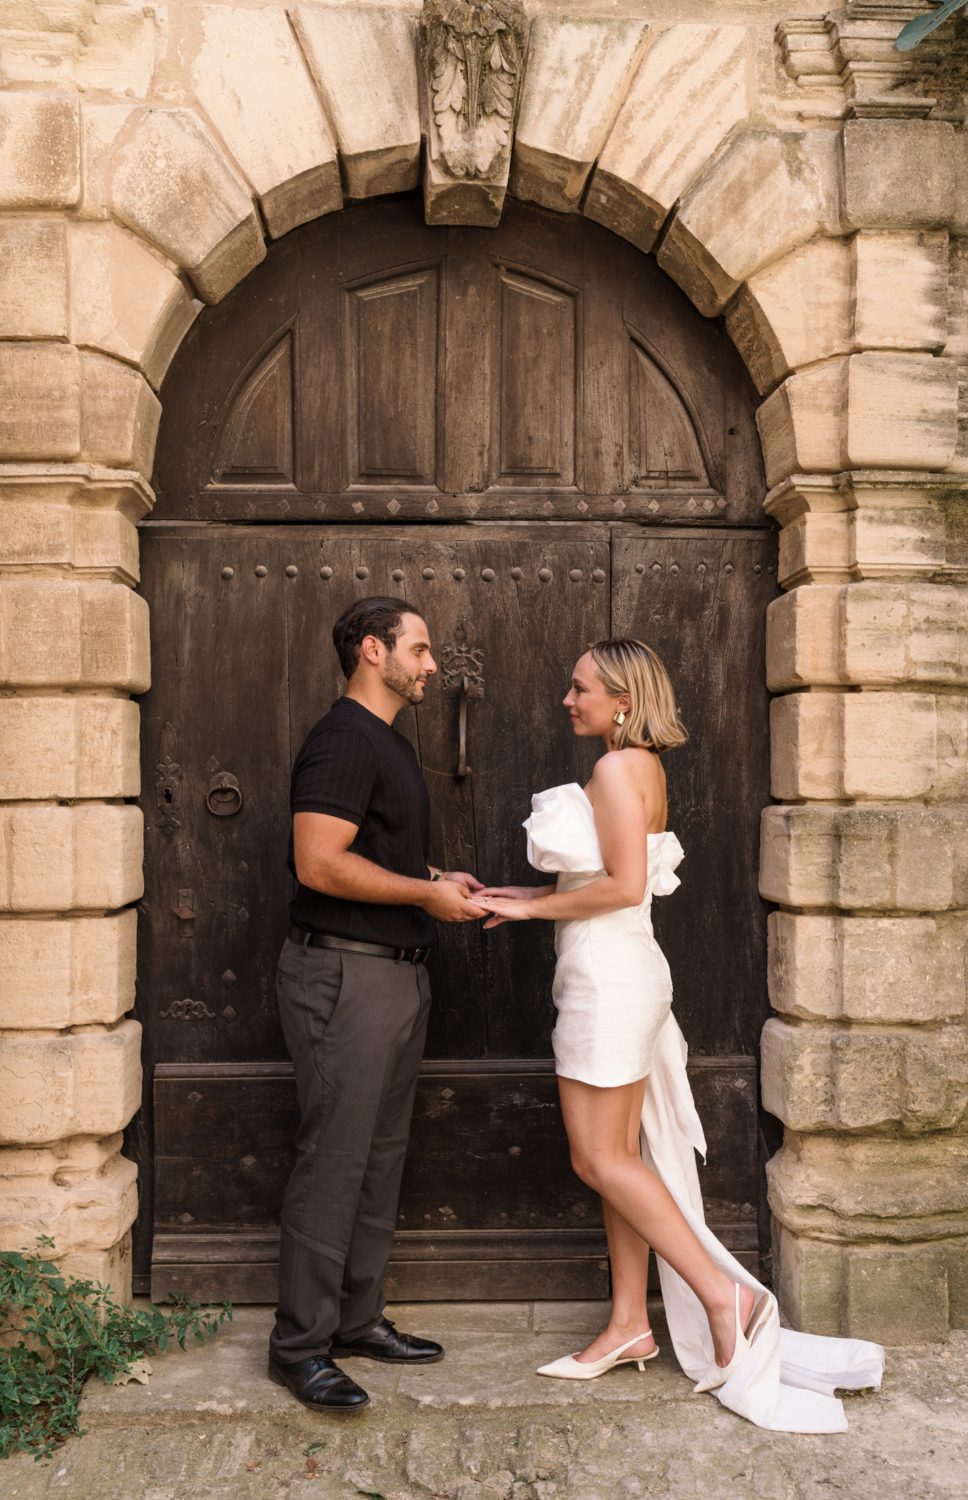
xmin=441 ymin=632 xmax=484 ymax=779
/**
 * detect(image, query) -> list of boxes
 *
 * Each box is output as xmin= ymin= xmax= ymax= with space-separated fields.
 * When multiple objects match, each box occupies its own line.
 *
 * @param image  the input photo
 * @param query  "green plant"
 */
xmin=897 ymin=0 xmax=968 ymax=50
xmin=0 ymin=1238 xmax=232 ymax=1461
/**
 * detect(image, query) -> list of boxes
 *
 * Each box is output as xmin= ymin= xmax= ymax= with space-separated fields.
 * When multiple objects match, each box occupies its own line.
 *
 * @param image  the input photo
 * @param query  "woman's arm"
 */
xmin=476 ymin=883 xmax=556 ymax=929
xmin=480 ymin=755 xmax=655 ymax=924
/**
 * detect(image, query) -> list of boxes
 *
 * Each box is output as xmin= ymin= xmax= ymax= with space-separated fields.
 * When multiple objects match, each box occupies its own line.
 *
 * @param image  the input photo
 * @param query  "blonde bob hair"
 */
xmin=588 ymin=638 xmax=688 ymax=754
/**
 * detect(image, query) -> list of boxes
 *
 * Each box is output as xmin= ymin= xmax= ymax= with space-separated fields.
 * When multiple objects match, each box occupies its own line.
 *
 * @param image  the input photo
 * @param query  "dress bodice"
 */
xmin=523 ymin=782 xmax=683 ymax=899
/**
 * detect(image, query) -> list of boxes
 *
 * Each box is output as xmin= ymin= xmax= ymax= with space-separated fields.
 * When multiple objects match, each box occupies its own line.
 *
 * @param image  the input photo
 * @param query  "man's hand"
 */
xmin=439 ymin=869 xmax=485 ymax=893
xmin=423 ymin=878 xmax=488 ymax=923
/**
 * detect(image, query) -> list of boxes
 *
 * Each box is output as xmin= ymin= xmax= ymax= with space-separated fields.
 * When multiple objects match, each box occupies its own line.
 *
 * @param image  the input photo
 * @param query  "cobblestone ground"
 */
xmin=2 ymin=1303 xmax=965 ymax=1500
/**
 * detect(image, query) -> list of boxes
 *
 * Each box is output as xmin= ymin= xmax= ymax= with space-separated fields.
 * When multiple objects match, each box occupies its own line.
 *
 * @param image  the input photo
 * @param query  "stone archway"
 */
xmin=1 ymin=0 xmax=966 ymax=1344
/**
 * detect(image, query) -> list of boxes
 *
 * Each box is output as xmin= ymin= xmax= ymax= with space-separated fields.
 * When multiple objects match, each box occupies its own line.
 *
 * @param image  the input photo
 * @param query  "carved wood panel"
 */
xmin=629 ymin=340 xmax=708 ymax=487
xmin=495 ymin=269 xmax=576 ymax=484
xmin=213 ymin=331 xmax=294 ymax=485
xmin=344 ymin=268 xmax=440 ymax=486
xmin=153 ymin=194 xmax=764 ymax=525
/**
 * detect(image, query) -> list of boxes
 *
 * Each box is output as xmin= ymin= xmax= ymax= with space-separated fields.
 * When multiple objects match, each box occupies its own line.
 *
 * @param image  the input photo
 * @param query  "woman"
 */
xmin=477 ymin=639 xmax=883 ymax=1433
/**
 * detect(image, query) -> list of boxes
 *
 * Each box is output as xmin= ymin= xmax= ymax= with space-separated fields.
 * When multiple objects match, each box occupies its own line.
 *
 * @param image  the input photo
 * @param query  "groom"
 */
xmin=268 ymin=596 xmax=486 ymax=1412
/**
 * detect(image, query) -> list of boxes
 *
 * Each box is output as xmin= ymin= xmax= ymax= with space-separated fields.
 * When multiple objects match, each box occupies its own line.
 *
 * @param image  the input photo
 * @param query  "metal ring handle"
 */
xmin=206 ymin=772 xmax=243 ymax=816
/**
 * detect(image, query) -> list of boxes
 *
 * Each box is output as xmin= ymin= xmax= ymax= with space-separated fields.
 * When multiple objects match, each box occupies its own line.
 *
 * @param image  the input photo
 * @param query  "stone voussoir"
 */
xmin=726 ymin=230 xmax=949 ymax=398
xmin=656 ymin=128 xmax=834 ymax=318
xmin=0 ymin=220 xmax=198 ymax=395
xmin=189 ymin=4 xmax=341 ymax=239
xmin=291 ymin=4 xmax=421 ymax=201
xmin=104 ymin=106 xmax=265 ymax=304
xmin=585 ymin=24 xmax=748 ymax=255
xmin=510 ymin=14 xmax=649 ymax=215
xmin=68 ymin=222 xmax=199 ymax=393
xmin=726 ymin=237 xmax=851 ymax=397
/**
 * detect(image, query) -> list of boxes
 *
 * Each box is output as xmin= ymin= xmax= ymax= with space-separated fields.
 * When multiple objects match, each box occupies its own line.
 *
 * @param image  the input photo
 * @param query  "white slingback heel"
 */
xmin=693 ymin=1283 xmax=770 ymax=1394
xmin=537 ymin=1330 xmax=659 ymax=1381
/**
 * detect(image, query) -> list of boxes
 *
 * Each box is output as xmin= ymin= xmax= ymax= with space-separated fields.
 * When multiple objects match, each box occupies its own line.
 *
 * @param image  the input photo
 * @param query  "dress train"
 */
xmin=641 ymin=1010 xmax=883 ymax=1433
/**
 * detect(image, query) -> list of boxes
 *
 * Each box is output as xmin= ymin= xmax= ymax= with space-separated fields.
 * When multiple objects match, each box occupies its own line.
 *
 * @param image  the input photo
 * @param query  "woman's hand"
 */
xmin=478 ymin=896 xmax=535 ymax=928
xmin=477 ymin=885 xmax=539 ymax=903
xmin=476 ymin=885 xmax=553 ymax=929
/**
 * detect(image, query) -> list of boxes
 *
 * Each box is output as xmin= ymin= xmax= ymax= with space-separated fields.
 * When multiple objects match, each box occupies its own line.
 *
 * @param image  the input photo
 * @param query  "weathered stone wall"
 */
xmin=1 ymin=0 xmax=966 ymax=1339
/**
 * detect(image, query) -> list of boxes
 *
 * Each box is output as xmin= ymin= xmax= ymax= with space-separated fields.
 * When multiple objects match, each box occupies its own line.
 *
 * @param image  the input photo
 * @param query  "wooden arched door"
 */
xmin=132 ymin=195 xmax=778 ymax=1301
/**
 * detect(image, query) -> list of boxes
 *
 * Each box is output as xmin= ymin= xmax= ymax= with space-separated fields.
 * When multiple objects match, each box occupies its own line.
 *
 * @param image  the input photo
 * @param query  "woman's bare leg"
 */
xmin=575 ymin=1078 xmax=654 ymax=1363
xmin=559 ymin=1075 xmax=755 ymax=1368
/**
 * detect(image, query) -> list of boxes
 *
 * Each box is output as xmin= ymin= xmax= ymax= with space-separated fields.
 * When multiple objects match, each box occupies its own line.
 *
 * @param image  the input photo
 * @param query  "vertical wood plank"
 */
xmin=610 ymin=529 xmax=779 ymax=1056
xmin=441 ymin=225 xmax=492 ymax=495
xmin=581 ymin=221 xmax=627 ymax=497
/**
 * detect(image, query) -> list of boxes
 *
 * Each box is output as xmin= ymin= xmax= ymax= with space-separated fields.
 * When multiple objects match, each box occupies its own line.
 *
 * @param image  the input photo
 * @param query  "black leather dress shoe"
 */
xmin=267 ymin=1354 xmax=370 ymax=1411
xmin=331 ymin=1315 xmax=444 ymax=1364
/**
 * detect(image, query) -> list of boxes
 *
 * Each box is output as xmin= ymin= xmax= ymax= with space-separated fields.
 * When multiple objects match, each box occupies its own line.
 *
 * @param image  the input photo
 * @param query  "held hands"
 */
xmin=475 ymin=885 xmax=543 ymax=929
xmin=423 ymin=872 xmax=549 ymax=926
xmin=423 ymin=870 xmax=489 ymax=923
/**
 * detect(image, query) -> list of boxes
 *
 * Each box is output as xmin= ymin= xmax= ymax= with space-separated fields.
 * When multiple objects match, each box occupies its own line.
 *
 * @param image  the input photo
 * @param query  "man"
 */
xmin=268 ymin=596 xmax=486 ymax=1412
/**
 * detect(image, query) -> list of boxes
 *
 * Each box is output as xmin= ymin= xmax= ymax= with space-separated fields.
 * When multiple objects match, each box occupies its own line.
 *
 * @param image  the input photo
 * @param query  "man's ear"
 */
xmin=359 ymin=634 xmax=383 ymax=667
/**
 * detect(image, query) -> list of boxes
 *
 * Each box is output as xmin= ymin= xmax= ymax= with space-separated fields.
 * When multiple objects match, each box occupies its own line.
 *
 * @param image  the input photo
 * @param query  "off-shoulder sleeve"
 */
xmin=523 ymin=786 xmax=604 ymax=874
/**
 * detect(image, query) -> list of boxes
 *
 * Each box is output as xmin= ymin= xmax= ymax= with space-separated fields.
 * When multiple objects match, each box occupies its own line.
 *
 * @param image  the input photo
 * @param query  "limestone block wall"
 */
xmin=1 ymin=0 xmax=967 ymax=1337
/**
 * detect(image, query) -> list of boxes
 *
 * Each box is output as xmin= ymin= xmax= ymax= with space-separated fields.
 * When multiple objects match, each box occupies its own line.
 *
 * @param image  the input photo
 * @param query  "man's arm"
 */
xmin=293 ymin=812 xmax=486 ymax=923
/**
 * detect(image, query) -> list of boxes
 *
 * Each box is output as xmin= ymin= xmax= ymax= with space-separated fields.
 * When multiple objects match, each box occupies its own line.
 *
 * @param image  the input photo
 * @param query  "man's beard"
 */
xmin=382 ymin=651 xmax=426 ymax=706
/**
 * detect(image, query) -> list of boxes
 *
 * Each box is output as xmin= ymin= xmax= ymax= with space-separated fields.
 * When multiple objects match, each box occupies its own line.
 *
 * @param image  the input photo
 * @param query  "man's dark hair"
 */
xmin=332 ymin=596 xmax=422 ymax=680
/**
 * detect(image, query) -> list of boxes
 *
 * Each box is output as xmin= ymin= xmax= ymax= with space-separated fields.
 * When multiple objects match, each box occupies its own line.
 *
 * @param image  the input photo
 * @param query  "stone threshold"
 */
xmin=0 ymin=1304 xmax=963 ymax=1500
xmin=80 ymin=1302 xmax=689 ymax=1426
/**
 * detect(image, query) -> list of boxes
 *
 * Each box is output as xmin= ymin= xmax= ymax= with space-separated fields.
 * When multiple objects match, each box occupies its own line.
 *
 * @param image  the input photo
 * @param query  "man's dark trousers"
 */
xmin=269 ymin=937 xmax=431 ymax=1363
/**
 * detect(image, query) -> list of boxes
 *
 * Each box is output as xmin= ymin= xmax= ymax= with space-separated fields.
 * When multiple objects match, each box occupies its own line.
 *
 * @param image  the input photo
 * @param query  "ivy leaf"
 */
xmin=896 ymin=0 xmax=968 ymax=50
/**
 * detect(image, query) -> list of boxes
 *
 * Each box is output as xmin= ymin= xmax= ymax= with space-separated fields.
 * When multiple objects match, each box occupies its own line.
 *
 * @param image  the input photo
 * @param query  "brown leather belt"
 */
xmin=288 ymin=922 xmax=430 ymax=965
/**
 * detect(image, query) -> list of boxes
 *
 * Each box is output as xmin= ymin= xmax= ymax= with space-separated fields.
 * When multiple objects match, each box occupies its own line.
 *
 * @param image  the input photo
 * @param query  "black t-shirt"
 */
xmin=287 ymin=696 xmax=434 ymax=948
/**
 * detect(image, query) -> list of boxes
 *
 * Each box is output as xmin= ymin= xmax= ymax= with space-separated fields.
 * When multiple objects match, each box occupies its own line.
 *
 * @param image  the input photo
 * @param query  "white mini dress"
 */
xmin=525 ymin=781 xmax=687 ymax=1089
xmin=523 ymin=782 xmax=885 ymax=1435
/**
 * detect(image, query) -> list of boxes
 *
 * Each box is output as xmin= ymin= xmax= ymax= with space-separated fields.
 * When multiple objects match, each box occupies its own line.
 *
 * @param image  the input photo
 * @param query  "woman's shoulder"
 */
xmin=592 ymin=746 xmax=661 ymax=787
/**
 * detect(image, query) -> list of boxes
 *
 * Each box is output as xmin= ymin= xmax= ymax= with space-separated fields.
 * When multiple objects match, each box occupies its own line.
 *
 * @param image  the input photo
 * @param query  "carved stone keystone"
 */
xmin=420 ymin=0 xmax=528 ymax=226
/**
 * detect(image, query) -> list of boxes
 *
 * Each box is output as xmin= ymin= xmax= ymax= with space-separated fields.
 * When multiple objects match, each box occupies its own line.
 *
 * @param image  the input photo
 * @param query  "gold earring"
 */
xmin=613 ymin=710 xmax=626 ymax=726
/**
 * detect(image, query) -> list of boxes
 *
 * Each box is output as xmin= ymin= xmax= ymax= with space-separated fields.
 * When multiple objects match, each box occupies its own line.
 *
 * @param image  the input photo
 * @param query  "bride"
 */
xmin=476 ymin=638 xmax=883 ymax=1433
